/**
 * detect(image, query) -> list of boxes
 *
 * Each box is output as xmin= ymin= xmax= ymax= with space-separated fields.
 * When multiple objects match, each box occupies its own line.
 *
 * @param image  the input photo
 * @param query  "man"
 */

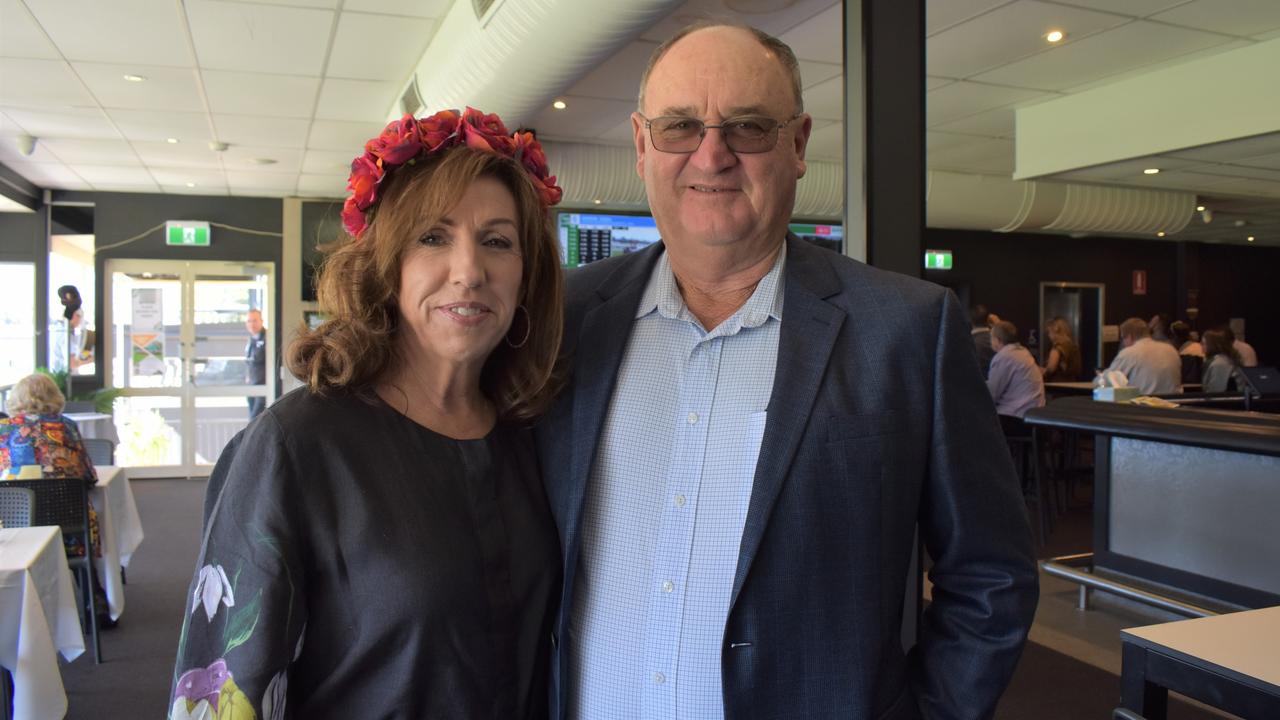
xmin=1104 ymin=317 xmax=1181 ymax=395
xmin=244 ymin=309 xmax=267 ymax=419
xmin=970 ymin=304 xmax=995 ymax=379
xmin=986 ymin=321 xmax=1045 ymax=420
xmin=536 ymin=24 xmax=1037 ymax=720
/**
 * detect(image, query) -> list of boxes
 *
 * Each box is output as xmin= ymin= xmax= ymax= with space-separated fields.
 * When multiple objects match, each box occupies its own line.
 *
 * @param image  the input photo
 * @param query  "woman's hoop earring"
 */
xmin=506 ymin=305 xmax=531 ymax=349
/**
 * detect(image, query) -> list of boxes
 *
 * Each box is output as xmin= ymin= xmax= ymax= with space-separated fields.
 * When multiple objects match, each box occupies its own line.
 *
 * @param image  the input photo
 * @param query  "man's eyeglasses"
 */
xmin=640 ymin=114 xmax=803 ymax=154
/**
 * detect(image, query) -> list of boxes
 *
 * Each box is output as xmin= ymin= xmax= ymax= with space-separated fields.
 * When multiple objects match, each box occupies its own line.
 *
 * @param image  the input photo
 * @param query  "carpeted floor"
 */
xmin=49 ymin=475 xmax=1226 ymax=719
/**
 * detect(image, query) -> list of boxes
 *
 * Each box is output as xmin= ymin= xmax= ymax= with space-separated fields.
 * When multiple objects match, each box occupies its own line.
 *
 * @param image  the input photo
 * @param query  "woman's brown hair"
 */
xmin=288 ymin=146 xmax=563 ymax=421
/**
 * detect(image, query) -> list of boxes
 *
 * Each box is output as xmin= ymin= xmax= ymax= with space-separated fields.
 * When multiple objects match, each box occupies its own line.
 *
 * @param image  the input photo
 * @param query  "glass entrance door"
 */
xmin=105 ymin=259 xmax=275 ymax=478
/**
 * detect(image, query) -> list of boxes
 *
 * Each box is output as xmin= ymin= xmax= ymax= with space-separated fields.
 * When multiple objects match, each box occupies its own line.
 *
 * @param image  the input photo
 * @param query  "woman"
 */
xmin=1201 ymin=327 xmax=1242 ymax=393
xmin=171 ymin=108 xmax=564 ymax=720
xmin=1041 ymin=317 xmax=1082 ymax=382
xmin=1 ymin=372 xmax=97 ymax=484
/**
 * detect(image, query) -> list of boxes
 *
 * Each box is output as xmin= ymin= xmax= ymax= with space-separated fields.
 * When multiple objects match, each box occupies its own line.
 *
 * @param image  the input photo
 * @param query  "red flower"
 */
xmin=513 ymin=131 xmax=549 ymax=176
xmin=538 ymin=176 xmax=563 ymax=206
xmin=346 ymin=154 xmax=383 ymax=210
xmin=365 ymin=115 xmax=424 ymax=165
xmin=341 ymin=196 xmax=368 ymax=238
xmin=418 ymin=109 xmax=461 ymax=151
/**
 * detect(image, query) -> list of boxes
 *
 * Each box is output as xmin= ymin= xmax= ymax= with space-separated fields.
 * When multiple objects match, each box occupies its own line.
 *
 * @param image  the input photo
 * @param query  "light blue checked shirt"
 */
xmin=568 ymin=246 xmax=785 ymax=719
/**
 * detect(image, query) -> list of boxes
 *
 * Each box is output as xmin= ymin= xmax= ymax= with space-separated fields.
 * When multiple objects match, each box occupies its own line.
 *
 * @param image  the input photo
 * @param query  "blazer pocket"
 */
xmin=827 ymin=410 xmax=908 ymax=443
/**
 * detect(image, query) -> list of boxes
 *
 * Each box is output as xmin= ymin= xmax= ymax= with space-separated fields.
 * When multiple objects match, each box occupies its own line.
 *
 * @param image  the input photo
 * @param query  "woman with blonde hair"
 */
xmin=172 ymin=108 xmax=564 ymax=719
xmin=1 ymin=372 xmax=96 ymax=484
xmin=1041 ymin=317 xmax=1082 ymax=382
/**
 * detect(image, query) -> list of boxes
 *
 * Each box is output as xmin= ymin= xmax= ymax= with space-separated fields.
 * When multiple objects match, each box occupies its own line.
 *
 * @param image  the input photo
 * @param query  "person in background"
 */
xmin=988 ymin=321 xmax=1046 ymax=420
xmin=1041 ymin=316 xmax=1082 ymax=382
xmin=1169 ymin=320 xmax=1203 ymax=385
xmin=68 ymin=307 xmax=94 ymax=371
xmin=537 ymin=23 xmax=1037 ymax=720
xmin=1202 ymin=328 xmax=1244 ymax=392
xmin=171 ymin=108 xmax=564 ymax=720
xmin=1148 ymin=312 xmax=1174 ymax=345
xmin=1104 ymin=317 xmax=1182 ymax=395
xmin=1229 ymin=327 xmax=1259 ymax=367
xmin=970 ymin=303 xmax=995 ymax=378
xmin=244 ymin=308 xmax=268 ymax=419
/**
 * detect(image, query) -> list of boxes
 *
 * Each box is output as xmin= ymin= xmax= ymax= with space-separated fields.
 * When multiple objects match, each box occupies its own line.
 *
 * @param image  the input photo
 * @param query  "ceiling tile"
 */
xmin=1 ymin=107 xmax=117 ymax=140
xmin=926 ymin=80 xmax=1048 ymax=125
xmin=187 ymin=1 xmax=333 ymax=76
xmin=73 ymin=164 xmax=156 ymax=185
xmin=926 ymin=0 xmax=1014 ymax=35
xmin=564 ymin=41 xmax=656 ymax=102
xmin=931 ymin=106 xmax=1016 ymax=137
xmin=222 ymin=145 xmax=303 ymax=173
xmin=802 ymin=76 xmax=842 ymax=122
xmin=0 ymin=132 xmax=63 ymax=164
xmin=1236 ymin=152 xmax=1280 ymax=171
xmin=928 ymin=131 xmax=982 ymax=152
xmin=927 ymin=136 xmax=1015 ymax=175
xmin=159 ymin=185 xmax=229 ymax=196
xmin=1060 ymin=37 xmax=1250 ymax=93
xmin=297 ymin=173 xmax=345 ymax=197
xmin=799 ymin=61 xmax=842 ymax=91
xmin=109 ymin=109 xmax=211 ymax=144
xmin=302 ymin=148 xmax=354 ymax=175
xmin=40 ymin=137 xmax=139 ymax=164
xmin=640 ymin=0 xmax=839 ymax=45
xmin=926 ymin=76 xmax=956 ymax=91
xmin=1151 ymin=0 xmax=1280 ymax=38
xmin=0 ymin=58 xmax=95 ymax=107
xmin=315 ymin=78 xmax=399 ymax=122
xmin=343 ymin=0 xmax=452 ymax=18
xmin=202 ymin=70 xmax=320 ymax=118
xmin=0 ymin=0 xmax=60 ymax=59
xmin=778 ymin=4 xmax=843 ymax=64
xmin=1047 ymin=0 xmax=1190 ymax=16
xmin=150 ymin=167 xmax=228 ymax=187
xmin=926 ymin=1 xmax=1131 ymax=78
xmin=72 ymin=62 xmax=204 ymax=111
xmin=213 ymin=115 xmax=310 ymax=150
xmin=306 ymin=119 xmax=383 ymax=151
xmin=1193 ymin=178 xmax=1280 ymax=197
xmin=327 ymin=12 xmax=434 ymax=82
xmin=25 ymin=0 xmax=192 ymax=67
xmin=1256 ymin=28 xmax=1280 ymax=41
xmin=226 ymin=171 xmax=298 ymax=191
xmin=595 ymin=117 xmax=640 ymax=146
xmin=526 ymin=96 xmax=639 ymax=142
xmin=1195 ymin=165 xmax=1280 ymax=183
xmin=13 ymin=162 xmax=89 ymax=188
xmin=804 ymin=121 xmax=843 ymax=161
xmin=972 ymin=19 xmax=1237 ymax=91
xmin=132 ymin=139 xmax=224 ymax=169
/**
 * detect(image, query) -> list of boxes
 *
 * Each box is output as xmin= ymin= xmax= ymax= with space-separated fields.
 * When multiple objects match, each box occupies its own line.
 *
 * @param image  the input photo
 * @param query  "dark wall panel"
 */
xmin=1192 ymin=242 xmax=1280 ymax=365
xmin=0 ymin=208 xmax=50 ymax=367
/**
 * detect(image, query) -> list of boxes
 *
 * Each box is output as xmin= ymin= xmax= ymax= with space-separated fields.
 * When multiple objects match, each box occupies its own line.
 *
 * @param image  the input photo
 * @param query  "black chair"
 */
xmin=4 ymin=477 xmax=103 ymax=663
xmin=82 ymin=438 xmax=115 ymax=466
xmin=1000 ymin=414 xmax=1051 ymax=546
xmin=1180 ymin=354 xmax=1203 ymax=385
xmin=0 ymin=486 xmax=35 ymax=528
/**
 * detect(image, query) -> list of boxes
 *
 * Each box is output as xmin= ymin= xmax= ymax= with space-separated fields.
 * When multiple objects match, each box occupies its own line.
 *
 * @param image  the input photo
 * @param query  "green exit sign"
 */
xmin=166 ymin=221 xmax=211 ymax=247
xmin=924 ymin=249 xmax=953 ymax=270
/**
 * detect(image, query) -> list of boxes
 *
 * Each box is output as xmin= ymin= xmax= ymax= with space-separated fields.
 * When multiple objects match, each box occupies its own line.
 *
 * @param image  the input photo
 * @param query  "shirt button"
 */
xmin=686 ymin=411 xmax=698 ymax=424
xmin=653 ymin=672 xmax=666 ymax=685
xmin=662 ymin=580 xmax=674 ymax=593
xmin=674 ymin=494 xmax=686 ymax=507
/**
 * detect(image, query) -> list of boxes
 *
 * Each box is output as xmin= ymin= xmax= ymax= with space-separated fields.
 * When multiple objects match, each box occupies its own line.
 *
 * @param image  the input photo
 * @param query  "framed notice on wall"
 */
xmin=131 ymin=288 xmax=164 ymax=376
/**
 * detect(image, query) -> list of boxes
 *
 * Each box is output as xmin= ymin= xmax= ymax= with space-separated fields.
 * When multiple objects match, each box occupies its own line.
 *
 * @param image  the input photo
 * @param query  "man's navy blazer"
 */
xmin=535 ymin=236 xmax=1039 ymax=720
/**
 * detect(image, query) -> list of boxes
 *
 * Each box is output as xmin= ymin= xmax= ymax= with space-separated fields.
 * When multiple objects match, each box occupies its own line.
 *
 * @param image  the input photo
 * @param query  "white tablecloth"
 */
xmin=0 ymin=526 xmax=85 ymax=720
xmin=92 ymin=466 xmax=145 ymax=621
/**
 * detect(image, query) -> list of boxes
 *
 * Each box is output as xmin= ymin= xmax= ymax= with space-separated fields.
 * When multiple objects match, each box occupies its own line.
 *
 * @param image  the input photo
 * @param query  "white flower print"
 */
xmin=192 ymin=564 xmax=235 ymax=622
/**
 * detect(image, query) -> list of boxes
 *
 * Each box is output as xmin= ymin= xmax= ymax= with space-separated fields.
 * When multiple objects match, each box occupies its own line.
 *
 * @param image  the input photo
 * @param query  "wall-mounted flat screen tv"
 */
xmin=557 ymin=212 xmax=661 ymax=267
xmin=789 ymin=221 xmax=843 ymax=254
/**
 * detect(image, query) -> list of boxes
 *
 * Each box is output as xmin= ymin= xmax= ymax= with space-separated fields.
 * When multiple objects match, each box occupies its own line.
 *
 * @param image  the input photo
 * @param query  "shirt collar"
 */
xmin=636 ymin=244 xmax=787 ymax=331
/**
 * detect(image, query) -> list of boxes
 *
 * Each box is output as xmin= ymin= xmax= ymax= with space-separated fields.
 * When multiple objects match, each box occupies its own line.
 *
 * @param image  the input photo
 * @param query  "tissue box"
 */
xmin=1093 ymin=386 xmax=1140 ymax=402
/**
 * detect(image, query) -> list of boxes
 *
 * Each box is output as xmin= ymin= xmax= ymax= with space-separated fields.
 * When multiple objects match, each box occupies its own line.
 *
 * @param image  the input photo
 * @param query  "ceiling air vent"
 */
xmin=400 ymin=76 xmax=424 ymax=117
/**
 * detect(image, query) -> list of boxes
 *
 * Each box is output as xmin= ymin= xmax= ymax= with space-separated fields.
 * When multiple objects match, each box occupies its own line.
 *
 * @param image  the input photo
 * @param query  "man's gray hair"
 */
xmin=991 ymin=321 xmax=1019 ymax=346
xmin=637 ymin=21 xmax=804 ymax=115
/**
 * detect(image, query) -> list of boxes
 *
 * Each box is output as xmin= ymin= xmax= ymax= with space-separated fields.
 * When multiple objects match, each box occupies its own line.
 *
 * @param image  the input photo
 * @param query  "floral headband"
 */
xmin=342 ymin=107 xmax=563 ymax=239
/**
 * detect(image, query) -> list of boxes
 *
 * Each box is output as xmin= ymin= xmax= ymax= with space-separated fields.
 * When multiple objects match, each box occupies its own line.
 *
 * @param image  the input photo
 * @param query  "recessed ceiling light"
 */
xmin=166 ymin=137 xmax=179 ymax=144
xmin=1157 ymin=231 xmax=1165 ymax=237
xmin=1045 ymin=30 xmax=1065 ymax=43
xmin=1195 ymin=205 xmax=1205 ymax=212
xmin=1143 ymin=168 xmax=1160 ymax=175
xmin=553 ymin=100 xmax=567 ymax=110
xmin=185 ymin=182 xmax=196 ymax=188
xmin=1247 ymin=236 xmax=1255 ymax=242
xmin=122 ymin=74 xmax=146 ymax=82
xmin=249 ymin=158 xmax=277 ymax=165
xmin=593 ymin=198 xmax=603 ymax=205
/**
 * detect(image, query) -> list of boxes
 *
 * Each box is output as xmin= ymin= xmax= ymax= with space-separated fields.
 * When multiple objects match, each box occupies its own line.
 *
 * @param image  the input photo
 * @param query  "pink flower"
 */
xmin=346 ymin=154 xmax=383 ymax=210
xmin=365 ymin=115 xmax=424 ymax=165
xmin=342 ymin=196 xmax=368 ymax=238
xmin=419 ymin=109 xmax=461 ymax=151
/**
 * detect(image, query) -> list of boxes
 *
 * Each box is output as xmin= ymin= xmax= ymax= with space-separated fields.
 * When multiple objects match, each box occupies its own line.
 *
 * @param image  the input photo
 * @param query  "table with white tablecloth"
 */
xmin=0 ymin=526 xmax=86 ymax=720
xmin=92 ymin=466 xmax=145 ymax=621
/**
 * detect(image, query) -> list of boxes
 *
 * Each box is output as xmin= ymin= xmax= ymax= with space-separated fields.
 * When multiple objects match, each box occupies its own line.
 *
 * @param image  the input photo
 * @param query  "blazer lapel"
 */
xmin=561 ymin=244 xmax=664 ymax=585
xmin=731 ymin=237 xmax=846 ymax=607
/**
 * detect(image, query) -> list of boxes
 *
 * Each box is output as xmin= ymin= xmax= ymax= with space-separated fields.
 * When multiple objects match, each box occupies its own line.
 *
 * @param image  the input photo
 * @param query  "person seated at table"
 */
xmin=1201 ymin=327 xmax=1244 ymax=393
xmin=1103 ymin=317 xmax=1182 ymax=395
xmin=1041 ymin=316 xmax=1082 ymax=382
xmin=1 ymin=372 xmax=112 ymax=621
xmin=1170 ymin=320 xmax=1203 ymax=384
xmin=987 ymin=321 xmax=1046 ymax=428
xmin=171 ymin=108 xmax=564 ymax=720
xmin=970 ymin=304 xmax=995 ymax=379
